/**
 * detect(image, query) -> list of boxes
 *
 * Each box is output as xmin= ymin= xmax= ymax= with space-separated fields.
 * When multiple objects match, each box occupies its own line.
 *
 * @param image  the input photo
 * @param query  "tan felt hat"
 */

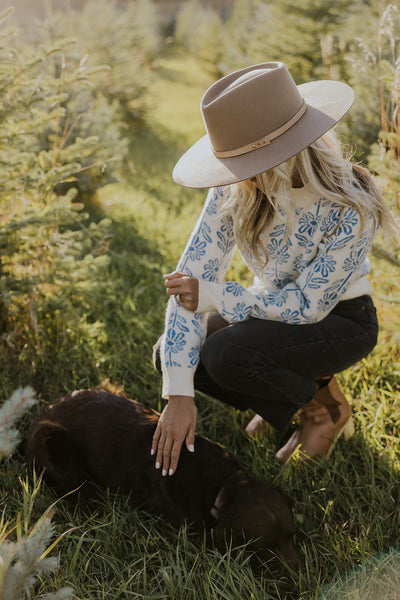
xmin=172 ymin=61 xmax=354 ymax=189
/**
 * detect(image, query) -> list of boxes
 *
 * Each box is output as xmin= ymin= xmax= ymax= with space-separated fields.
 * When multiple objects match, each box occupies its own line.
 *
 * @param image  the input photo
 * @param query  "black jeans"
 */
xmin=153 ymin=295 xmax=379 ymax=430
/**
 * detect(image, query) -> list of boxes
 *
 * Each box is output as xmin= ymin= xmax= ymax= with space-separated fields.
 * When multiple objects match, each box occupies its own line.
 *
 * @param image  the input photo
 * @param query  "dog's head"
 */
xmin=210 ymin=472 xmax=302 ymax=572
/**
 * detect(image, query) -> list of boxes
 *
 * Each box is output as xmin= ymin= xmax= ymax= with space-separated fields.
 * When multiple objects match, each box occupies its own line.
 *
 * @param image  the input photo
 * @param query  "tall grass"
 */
xmin=2 ymin=19 xmax=400 ymax=600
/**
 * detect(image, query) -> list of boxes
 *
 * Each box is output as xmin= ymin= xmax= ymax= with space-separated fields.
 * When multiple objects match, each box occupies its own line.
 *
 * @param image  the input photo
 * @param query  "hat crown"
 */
xmin=173 ymin=60 xmax=354 ymax=188
xmin=201 ymin=62 xmax=305 ymax=154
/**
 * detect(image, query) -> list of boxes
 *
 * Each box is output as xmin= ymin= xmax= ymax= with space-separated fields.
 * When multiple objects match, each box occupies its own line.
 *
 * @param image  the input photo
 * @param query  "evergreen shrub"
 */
xmin=0 ymin=1 xmax=161 ymax=394
xmin=27 ymin=0 xmax=162 ymax=122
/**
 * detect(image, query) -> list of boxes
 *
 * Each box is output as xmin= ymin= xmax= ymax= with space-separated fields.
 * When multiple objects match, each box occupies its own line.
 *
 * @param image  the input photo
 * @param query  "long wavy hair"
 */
xmin=221 ymin=130 xmax=400 ymax=265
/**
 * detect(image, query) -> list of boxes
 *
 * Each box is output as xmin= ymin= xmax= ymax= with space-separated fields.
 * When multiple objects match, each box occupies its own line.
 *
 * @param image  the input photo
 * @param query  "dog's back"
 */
xmin=25 ymin=390 xmax=239 ymax=525
xmin=25 ymin=389 xmax=302 ymax=570
xmin=25 ymin=390 xmax=162 ymax=500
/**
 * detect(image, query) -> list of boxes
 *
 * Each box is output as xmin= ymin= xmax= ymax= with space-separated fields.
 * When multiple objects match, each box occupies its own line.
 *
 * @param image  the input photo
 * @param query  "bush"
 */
xmin=27 ymin=0 xmax=162 ymax=122
xmin=0 ymin=6 xmax=124 ymax=394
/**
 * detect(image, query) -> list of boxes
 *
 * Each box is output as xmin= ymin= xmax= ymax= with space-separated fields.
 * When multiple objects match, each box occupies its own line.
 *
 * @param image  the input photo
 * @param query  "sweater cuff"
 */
xmin=197 ymin=279 xmax=219 ymax=313
xmin=162 ymin=366 xmax=195 ymax=399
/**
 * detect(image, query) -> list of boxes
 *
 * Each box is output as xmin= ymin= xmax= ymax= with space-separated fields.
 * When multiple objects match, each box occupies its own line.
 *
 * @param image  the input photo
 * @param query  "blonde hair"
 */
xmin=222 ymin=130 xmax=400 ymax=265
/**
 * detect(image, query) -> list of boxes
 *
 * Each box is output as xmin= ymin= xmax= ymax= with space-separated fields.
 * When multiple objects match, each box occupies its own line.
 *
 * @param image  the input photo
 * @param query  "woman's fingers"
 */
xmin=151 ymin=424 xmax=160 ymax=456
xmin=164 ymin=276 xmax=189 ymax=292
xmin=151 ymin=396 xmax=197 ymax=476
xmin=161 ymin=436 xmax=174 ymax=476
xmin=151 ymin=421 xmax=165 ymax=469
xmin=169 ymin=439 xmax=184 ymax=476
xmin=163 ymin=271 xmax=185 ymax=280
xmin=185 ymin=422 xmax=196 ymax=454
xmin=164 ymin=274 xmax=199 ymax=311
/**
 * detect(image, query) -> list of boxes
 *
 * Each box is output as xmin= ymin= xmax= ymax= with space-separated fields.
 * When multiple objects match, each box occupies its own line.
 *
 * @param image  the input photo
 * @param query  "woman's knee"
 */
xmin=200 ymin=330 xmax=244 ymax=385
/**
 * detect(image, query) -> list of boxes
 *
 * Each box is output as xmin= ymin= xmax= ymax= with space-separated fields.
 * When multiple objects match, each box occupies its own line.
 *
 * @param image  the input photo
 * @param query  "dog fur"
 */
xmin=25 ymin=389 xmax=302 ymax=570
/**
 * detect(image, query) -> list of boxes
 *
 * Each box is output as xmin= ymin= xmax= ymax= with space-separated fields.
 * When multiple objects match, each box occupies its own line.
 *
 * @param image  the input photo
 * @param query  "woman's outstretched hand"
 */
xmin=164 ymin=271 xmax=199 ymax=312
xmin=151 ymin=395 xmax=197 ymax=476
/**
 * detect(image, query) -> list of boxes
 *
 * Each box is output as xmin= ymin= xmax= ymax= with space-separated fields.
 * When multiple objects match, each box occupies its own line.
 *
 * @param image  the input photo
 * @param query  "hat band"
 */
xmin=212 ymin=100 xmax=307 ymax=159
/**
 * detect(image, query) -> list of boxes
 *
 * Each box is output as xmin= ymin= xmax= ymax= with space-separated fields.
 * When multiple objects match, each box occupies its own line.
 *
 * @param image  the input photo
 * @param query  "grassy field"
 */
xmin=3 ymin=46 xmax=400 ymax=599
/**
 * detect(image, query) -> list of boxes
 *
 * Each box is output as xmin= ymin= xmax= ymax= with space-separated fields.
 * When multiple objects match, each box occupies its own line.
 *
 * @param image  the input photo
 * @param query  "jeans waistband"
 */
xmin=334 ymin=294 xmax=374 ymax=311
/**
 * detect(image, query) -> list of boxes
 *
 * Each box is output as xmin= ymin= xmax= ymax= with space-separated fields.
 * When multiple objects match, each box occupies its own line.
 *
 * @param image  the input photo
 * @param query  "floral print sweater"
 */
xmin=160 ymin=184 xmax=377 ymax=398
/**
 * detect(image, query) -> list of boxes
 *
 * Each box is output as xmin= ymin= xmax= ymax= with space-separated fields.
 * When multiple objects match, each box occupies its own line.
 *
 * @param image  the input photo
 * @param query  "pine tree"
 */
xmin=0 ymin=6 xmax=126 ymax=390
xmin=62 ymin=0 xmax=163 ymax=120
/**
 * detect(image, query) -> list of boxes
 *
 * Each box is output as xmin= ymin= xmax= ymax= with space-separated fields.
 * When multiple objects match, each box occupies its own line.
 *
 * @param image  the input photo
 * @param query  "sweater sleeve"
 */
xmin=161 ymin=187 xmax=237 ymax=398
xmin=196 ymin=205 xmax=378 ymax=325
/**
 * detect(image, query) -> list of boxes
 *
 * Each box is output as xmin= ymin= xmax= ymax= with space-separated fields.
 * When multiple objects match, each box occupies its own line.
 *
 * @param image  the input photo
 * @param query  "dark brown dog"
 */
xmin=25 ymin=389 xmax=302 ymax=571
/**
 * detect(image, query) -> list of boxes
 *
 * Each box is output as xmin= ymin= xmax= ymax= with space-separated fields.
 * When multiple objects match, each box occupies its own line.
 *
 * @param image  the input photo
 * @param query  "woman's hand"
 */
xmin=164 ymin=271 xmax=199 ymax=312
xmin=151 ymin=395 xmax=197 ymax=476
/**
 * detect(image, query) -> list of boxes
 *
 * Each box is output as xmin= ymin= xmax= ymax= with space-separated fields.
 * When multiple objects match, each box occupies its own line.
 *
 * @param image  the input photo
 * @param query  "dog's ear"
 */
xmin=26 ymin=421 xmax=73 ymax=465
xmin=25 ymin=420 xmax=89 ymax=493
xmin=210 ymin=469 xmax=251 ymax=521
xmin=41 ymin=422 xmax=75 ymax=468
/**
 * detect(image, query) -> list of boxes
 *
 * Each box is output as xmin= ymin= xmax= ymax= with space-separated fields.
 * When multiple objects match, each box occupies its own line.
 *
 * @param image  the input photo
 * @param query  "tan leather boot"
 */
xmin=275 ymin=377 xmax=354 ymax=464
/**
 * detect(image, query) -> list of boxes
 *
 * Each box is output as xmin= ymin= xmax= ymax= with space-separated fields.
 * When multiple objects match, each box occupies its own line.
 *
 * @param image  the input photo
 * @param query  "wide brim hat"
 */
xmin=172 ymin=61 xmax=354 ymax=189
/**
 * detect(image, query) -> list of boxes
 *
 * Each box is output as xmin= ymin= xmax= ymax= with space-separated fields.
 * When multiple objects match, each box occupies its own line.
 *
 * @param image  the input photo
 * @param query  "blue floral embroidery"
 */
xmin=201 ymin=221 xmax=212 ymax=243
xmin=165 ymin=330 xmax=186 ymax=354
xmin=294 ymin=233 xmax=312 ymax=249
xmin=313 ymin=253 xmax=337 ymax=277
xmin=206 ymin=193 xmax=219 ymax=215
xmin=317 ymin=291 xmax=339 ymax=312
xmin=189 ymin=346 xmax=200 ymax=366
xmin=267 ymin=289 xmax=288 ymax=307
xmin=225 ymin=281 xmax=244 ymax=296
xmin=187 ymin=237 xmax=207 ymax=261
xmin=298 ymin=211 xmax=320 ymax=236
xmin=230 ymin=302 xmax=251 ymax=321
xmin=300 ymin=294 xmax=311 ymax=312
xmin=252 ymin=305 xmax=268 ymax=318
xmin=343 ymin=248 xmax=364 ymax=272
xmin=175 ymin=314 xmax=190 ymax=333
xmin=337 ymin=209 xmax=359 ymax=235
xmin=325 ymin=232 xmax=356 ymax=251
xmin=217 ymin=225 xmax=235 ymax=254
xmin=322 ymin=207 xmax=360 ymax=238
xmin=270 ymin=223 xmax=287 ymax=238
xmin=321 ymin=208 xmax=342 ymax=233
xmin=293 ymin=253 xmax=308 ymax=272
xmin=191 ymin=313 xmax=204 ymax=338
xmin=203 ymin=258 xmax=220 ymax=281
xmin=268 ymin=237 xmax=290 ymax=264
xmin=280 ymin=308 xmax=301 ymax=323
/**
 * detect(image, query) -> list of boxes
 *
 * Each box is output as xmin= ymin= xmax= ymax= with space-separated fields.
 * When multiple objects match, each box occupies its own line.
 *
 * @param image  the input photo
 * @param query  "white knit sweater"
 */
xmin=160 ymin=185 xmax=377 ymax=398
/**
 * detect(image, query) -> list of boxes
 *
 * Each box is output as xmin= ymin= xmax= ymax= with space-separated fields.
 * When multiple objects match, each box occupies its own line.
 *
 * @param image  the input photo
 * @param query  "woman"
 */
xmin=151 ymin=62 xmax=398 ymax=476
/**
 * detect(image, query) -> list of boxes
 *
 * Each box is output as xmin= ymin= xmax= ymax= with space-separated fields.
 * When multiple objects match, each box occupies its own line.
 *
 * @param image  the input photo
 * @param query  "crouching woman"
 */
xmin=152 ymin=62 xmax=400 ymax=476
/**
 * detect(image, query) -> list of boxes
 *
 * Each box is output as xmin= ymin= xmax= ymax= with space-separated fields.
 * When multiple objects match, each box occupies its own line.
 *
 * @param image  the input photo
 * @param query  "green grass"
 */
xmin=2 ymin=46 xmax=400 ymax=599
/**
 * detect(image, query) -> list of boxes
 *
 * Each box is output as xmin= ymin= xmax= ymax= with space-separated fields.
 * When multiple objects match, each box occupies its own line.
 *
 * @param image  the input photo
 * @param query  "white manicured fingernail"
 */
xmin=188 ymin=444 xmax=194 ymax=453
xmin=150 ymin=448 xmax=155 ymax=455
xmin=168 ymin=468 xmax=174 ymax=476
xmin=162 ymin=469 xmax=167 ymax=476
xmin=155 ymin=462 xmax=160 ymax=469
